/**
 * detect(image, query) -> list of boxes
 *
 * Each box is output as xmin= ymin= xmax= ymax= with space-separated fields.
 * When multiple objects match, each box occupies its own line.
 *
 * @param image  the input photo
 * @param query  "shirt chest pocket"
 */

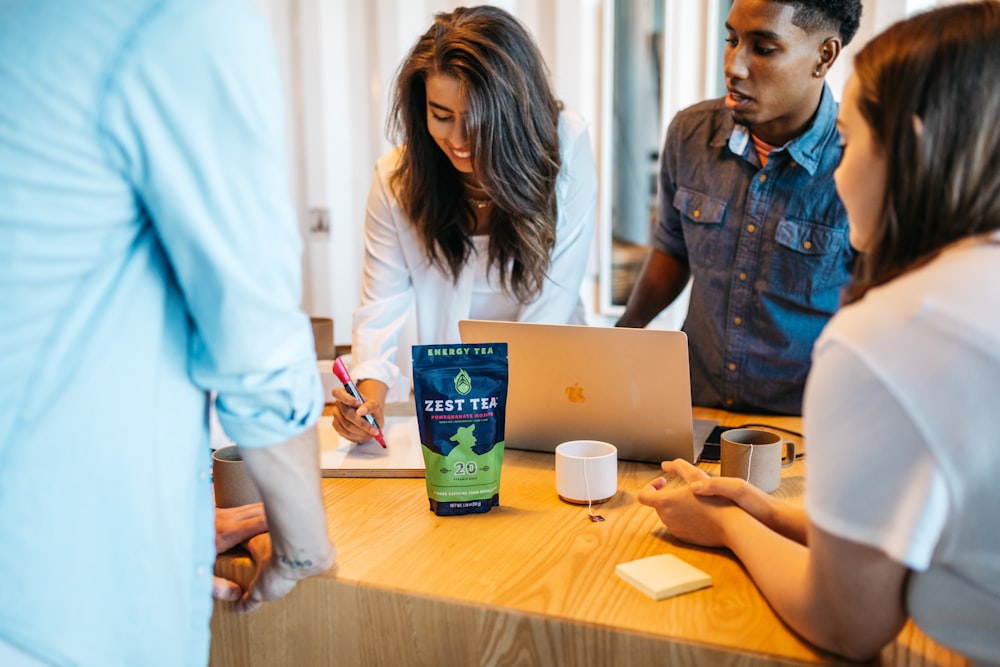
xmin=767 ymin=217 xmax=851 ymax=295
xmin=674 ymin=187 xmax=727 ymax=268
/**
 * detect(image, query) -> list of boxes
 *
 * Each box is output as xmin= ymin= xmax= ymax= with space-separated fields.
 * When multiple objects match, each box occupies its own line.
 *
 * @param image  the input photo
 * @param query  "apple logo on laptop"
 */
xmin=565 ymin=382 xmax=586 ymax=403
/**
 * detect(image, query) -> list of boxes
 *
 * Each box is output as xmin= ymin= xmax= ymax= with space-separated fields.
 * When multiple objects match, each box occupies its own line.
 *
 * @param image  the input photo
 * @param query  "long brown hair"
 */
xmin=387 ymin=5 xmax=562 ymax=303
xmin=844 ymin=0 xmax=1000 ymax=303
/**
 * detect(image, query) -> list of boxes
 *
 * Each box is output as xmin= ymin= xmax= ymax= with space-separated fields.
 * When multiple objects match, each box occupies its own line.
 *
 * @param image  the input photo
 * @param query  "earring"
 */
xmin=813 ymin=67 xmax=823 ymax=77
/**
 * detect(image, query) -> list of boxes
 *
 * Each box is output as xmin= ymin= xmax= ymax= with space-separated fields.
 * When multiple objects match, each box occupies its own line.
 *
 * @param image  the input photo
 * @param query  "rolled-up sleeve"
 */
xmin=98 ymin=0 xmax=323 ymax=447
xmin=652 ymin=114 xmax=690 ymax=264
xmin=349 ymin=152 xmax=417 ymax=390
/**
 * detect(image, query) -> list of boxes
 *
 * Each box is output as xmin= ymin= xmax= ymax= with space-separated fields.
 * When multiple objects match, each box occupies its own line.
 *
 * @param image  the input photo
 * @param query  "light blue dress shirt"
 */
xmin=0 ymin=1 xmax=324 ymax=665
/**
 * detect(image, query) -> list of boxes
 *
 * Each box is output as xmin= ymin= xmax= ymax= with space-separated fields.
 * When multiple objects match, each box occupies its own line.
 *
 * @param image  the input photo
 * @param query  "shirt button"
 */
xmin=747 ymin=224 xmax=756 ymax=233
xmin=693 ymin=209 xmax=701 ymax=219
xmin=725 ymin=399 xmax=735 ymax=407
xmin=733 ymin=317 xmax=743 ymax=325
xmin=803 ymin=240 xmax=813 ymax=250
xmin=739 ymin=272 xmax=748 ymax=281
xmin=200 ymin=469 xmax=211 ymax=481
xmin=790 ymin=160 xmax=798 ymax=168
xmin=197 ymin=566 xmax=207 ymax=577
xmin=728 ymin=363 xmax=737 ymax=371
xmin=758 ymin=174 xmax=767 ymax=183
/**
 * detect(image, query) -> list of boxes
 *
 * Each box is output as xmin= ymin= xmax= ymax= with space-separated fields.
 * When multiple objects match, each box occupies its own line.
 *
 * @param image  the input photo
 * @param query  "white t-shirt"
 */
xmin=804 ymin=232 xmax=1000 ymax=665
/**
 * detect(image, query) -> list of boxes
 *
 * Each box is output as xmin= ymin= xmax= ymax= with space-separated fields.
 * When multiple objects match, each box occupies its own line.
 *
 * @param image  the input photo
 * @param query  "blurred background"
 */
xmin=252 ymin=0 xmax=961 ymax=348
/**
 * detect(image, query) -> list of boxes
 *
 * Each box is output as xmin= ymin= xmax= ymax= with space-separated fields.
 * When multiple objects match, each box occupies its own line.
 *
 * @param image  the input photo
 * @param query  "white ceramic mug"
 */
xmin=720 ymin=428 xmax=796 ymax=493
xmin=555 ymin=440 xmax=618 ymax=504
xmin=212 ymin=445 xmax=262 ymax=508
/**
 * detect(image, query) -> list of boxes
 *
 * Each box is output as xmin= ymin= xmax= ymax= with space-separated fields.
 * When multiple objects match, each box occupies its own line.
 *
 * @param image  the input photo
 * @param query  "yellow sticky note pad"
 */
xmin=616 ymin=554 xmax=712 ymax=600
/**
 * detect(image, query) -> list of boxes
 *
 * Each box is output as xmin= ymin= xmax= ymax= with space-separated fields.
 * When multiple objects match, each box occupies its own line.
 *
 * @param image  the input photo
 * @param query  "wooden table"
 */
xmin=210 ymin=407 xmax=968 ymax=666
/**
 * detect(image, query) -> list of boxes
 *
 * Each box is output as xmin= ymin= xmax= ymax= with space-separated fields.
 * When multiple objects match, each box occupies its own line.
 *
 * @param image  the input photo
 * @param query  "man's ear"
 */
xmin=813 ymin=37 xmax=843 ymax=78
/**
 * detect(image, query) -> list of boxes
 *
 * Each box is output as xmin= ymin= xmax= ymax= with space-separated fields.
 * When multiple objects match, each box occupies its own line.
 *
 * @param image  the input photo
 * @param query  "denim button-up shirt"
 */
xmin=653 ymin=84 xmax=853 ymax=415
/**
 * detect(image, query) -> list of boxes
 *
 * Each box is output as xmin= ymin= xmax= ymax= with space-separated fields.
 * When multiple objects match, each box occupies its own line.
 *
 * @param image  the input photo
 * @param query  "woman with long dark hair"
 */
xmin=333 ymin=6 xmax=596 ymax=442
xmin=638 ymin=2 xmax=1000 ymax=662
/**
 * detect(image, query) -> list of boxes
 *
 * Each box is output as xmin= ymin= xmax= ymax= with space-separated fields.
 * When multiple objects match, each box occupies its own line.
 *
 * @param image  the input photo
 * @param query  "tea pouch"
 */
xmin=412 ymin=343 xmax=508 ymax=516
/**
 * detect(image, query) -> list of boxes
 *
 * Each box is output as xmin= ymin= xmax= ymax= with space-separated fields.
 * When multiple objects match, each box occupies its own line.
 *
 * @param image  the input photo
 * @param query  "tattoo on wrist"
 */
xmin=277 ymin=554 xmax=314 ymax=569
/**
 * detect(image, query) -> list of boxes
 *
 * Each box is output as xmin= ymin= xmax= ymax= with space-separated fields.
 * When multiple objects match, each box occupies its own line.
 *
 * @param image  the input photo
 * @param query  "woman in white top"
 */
xmin=637 ymin=2 xmax=1000 ymax=664
xmin=332 ymin=6 xmax=596 ymax=442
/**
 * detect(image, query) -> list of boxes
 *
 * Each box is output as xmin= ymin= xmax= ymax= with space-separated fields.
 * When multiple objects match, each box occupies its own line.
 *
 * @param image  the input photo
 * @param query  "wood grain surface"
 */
xmin=210 ymin=408 xmax=969 ymax=667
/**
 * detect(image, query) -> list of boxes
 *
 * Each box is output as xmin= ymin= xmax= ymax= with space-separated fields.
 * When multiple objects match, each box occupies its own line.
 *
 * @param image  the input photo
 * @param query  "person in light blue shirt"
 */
xmin=617 ymin=0 xmax=861 ymax=415
xmin=0 ymin=1 xmax=335 ymax=665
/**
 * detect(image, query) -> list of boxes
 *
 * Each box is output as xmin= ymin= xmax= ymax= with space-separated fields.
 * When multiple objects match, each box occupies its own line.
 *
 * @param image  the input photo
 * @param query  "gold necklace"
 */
xmin=468 ymin=197 xmax=492 ymax=209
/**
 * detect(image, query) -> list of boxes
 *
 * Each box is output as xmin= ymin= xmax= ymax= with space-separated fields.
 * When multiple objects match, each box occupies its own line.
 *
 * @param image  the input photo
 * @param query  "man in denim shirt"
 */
xmin=618 ymin=0 xmax=862 ymax=415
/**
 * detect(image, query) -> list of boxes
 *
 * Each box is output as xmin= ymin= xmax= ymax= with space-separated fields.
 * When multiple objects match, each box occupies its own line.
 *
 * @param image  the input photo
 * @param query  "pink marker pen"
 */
xmin=332 ymin=357 xmax=387 ymax=448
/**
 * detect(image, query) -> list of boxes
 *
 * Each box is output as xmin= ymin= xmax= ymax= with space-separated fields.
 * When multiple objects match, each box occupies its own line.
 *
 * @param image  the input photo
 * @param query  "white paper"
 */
xmin=316 ymin=415 xmax=424 ymax=473
xmin=616 ymin=554 xmax=712 ymax=600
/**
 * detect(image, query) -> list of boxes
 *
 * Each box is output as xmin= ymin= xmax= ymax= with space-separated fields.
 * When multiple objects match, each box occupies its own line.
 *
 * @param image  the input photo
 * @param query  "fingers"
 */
xmin=329 ymin=386 xmax=359 ymax=407
xmin=212 ymin=576 xmax=242 ymax=602
xmin=637 ymin=460 xmax=715 ymax=510
xmin=660 ymin=458 xmax=711 ymax=484
xmin=220 ymin=536 xmax=335 ymax=614
xmin=224 ymin=502 xmax=265 ymax=522
xmin=237 ymin=581 xmax=295 ymax=614
xmin=237 ymin=586 xmax=264 ymax=614
xmin=215 ymin=504 xmax=269 ymax=554
xmin=637 ymin=477 xmax=667 ymax=506
xmin=689 ymin=476 xmax=750 ymax=499
xmin=329 ymin=399 xmax=377 ymax=443
xmin=245 ymin=533 xmax=271 ymax=564
xmin=236 ymin=564 xmax=299 ymax=614
xmin=659 ymin=460 xmax=756 ymax=506
xmin=237 ymin=585 xmax=266 ymax=614
xmin=690 ymin=476 xmax=773 ymax=523
xmin=638 ymin=460 xmax=706 ymax=507
xmin=235 ymin=534 xmax=326 ymax=613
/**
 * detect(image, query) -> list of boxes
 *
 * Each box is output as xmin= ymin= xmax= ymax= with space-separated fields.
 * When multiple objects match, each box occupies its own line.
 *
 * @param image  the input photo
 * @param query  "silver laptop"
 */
xmin=458 ymin=320 xmax=716 ymax=463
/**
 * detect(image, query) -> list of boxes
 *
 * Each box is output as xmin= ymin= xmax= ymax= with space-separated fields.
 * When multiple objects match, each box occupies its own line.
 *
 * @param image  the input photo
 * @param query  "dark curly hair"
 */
xmin=773 ymin=0 xmax=863 ymax=45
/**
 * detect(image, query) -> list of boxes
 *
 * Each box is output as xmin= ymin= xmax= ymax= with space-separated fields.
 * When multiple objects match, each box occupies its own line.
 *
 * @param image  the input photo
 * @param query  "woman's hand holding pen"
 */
xmin=330 ymin=378 xmax=388 ymax=443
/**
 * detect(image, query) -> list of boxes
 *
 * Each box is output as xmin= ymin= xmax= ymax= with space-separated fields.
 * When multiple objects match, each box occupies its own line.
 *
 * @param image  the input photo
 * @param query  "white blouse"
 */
xmin=349 ymin=110 xmax=597 ymax=391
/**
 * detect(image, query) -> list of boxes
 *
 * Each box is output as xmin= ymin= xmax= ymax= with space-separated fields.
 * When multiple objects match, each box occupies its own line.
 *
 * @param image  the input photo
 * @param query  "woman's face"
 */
xmin=835 ymin=74 xmax=888 ymax=252
xmin=425 ymin=73 xmax=474 ymax=175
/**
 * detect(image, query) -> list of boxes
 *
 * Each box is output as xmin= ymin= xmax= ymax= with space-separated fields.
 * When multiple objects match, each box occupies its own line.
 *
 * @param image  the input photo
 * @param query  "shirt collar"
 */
xmin=716 ymin=83 xmax=838 ymax=175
